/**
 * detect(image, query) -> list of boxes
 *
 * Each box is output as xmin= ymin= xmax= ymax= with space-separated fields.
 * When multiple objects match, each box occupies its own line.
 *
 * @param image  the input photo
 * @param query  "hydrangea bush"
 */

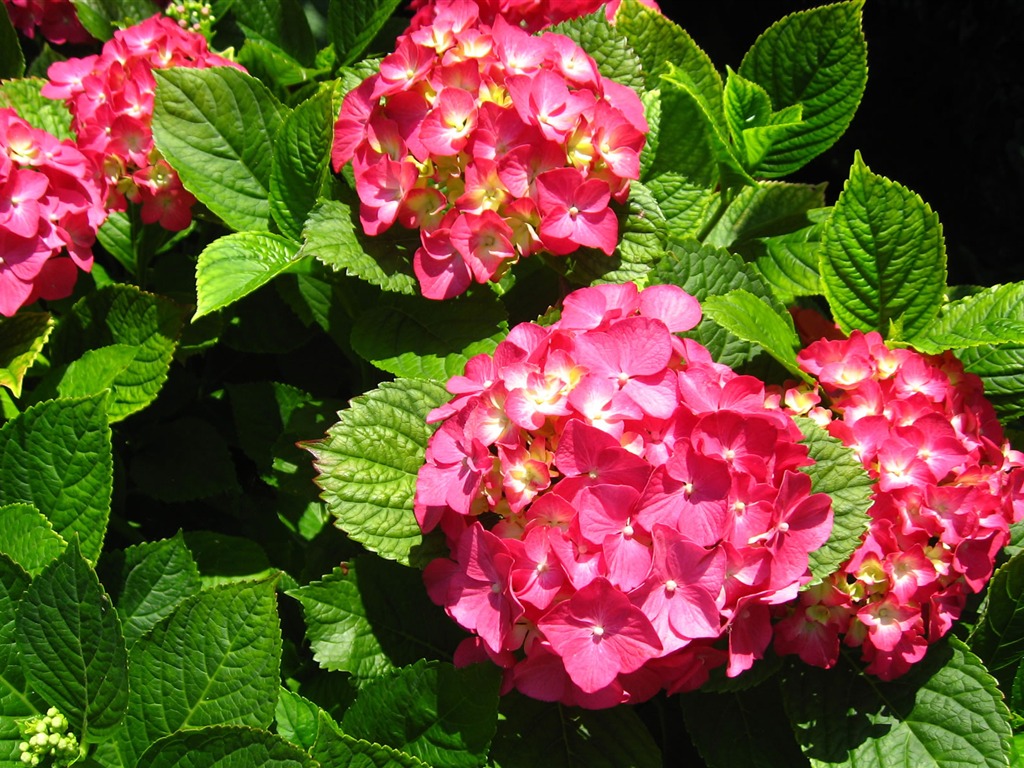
xmin=3 ymin=0 xmax=1024 ymax=766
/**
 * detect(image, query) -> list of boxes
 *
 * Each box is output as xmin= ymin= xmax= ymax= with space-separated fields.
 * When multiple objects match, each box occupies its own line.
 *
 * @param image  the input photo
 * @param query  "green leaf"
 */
xmin=56 ymin=343 xmax=140 ymax=401
xmin=0 ymin=312 xmax=53 ymax=398
xmin=489 ymin=692 xmax=662 ymax=768
xmin=793 ymin=417 xmax=873 ymax=583
xmin=0 ymin=503 xmax=67 ymax=578
xmin=784 ymin=637 xmax=1011 ymax=768
xmin=548 ymin=9 xmax=646 ymax=94
xmin=723 ymin=67 xmax=804 ymax=173
xmin=300 ymin=198 xmax=419 ymax=295
xmin=341 ymin=659 xmax=500 ymax=768
xmin=288 ymin=555 xmax=463 ymax=680
xmin=704 ymin=182 xmax=826 ymax=251
xmin=820 ymin=153 xmax=947 ymax=339
xmin=908 ymin=283 xmax=1024 ymax=354
xmin=94 ymin=207 xmax=183 ymax=277
xmin=0 ymin=5 xmax=24 ymax=79
xmin=957 ymin=343 xmax=1024 ymax=420
xmin=16 ymin=539 xmax=129 ymax=741
xmin=312 ymin=710 xmax=429 ymax=768
xmin=307 ymin=378 xmax=449 ymax=566
xmin=181 ymin=532 xmax=277 ymax=588
xmin=116 ymin=532 xmax=201 ymax=648
xmin=136 ymin=725 xmax=316 ymax=768
xmin=69 ymin=0 xmax=159 ymax=39
xmin=194 ymin=231 xmax=304 ymax=319
xmin=274 ymin=688 xmax=322 ymax=752
xmin=751 ymin=215 xmax=827 ymax=306
xmin=329 ymin=0 xmax=403 ymax=66
xmin=270 ymin=87 xmax=336 ymax=241
xmin=0 ymin=395 xmax=112 ymax=564
xmin=152 ymin=67 xmax=290 ymax=233
xmin=230 ymin=0 xmax=315 ymax=65
xmin=615 ymin=0 xmax=722 ymax=117
xmin=644 ymin=79 xmax=717 ymax=187
xmin=124 ymin=579 xmax=282 ymax=764
xmin=558 ymin=181 xmax=666 ymax=287
xmin=48 ymin=284 xmax=185 ymax=423
xmin=968 ymin=551 xmax=1024 ymax=694
xmin=701 ymin=289 xmax=809 ymax=382
xmin=651 ymin=240 xmax=783 ymax=369
xmin=0 ymin=79 xmax=73 ymax=140
xmin=0 ymin=553 xmax=35 ymax=718
xmin=682 ymin=680 xmax=808 ymax=768
xmin=738 ymin=1 xmax=867 ymax=177
xmin=350 ymin=291 xmax=507 ymax=380
xmin=642 ymin=173 xmax=716 ymax=245
xmin=237 ymin=37 xmax=328 ymax=89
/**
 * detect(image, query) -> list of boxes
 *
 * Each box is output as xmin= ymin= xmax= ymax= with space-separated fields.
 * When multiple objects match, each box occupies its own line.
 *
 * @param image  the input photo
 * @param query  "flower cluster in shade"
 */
xmin=405 ymin=0 xmax=660 ymax=35
xmin=41 ymin=14 xmax=243 ymax=232
xmin=0 ymin=108 xmax=107 ymax=316
xmin=771 ymin=329 xmax=1024 ymax=680
xmin=2 ymin=0 xmax=91 ymax=45
xmin=415 ymin=282 xmax=834 ymax=707
xmin=332 ymin=0 xmax=648 ymax=300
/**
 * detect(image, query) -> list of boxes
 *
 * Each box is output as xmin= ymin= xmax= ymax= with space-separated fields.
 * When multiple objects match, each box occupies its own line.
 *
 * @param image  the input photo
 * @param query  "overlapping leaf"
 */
xmin=341 ymin=660 xmax=500 ymax=768
xmin=194 ymin=231 xmax=304 ymax=319
xmin=308 ymin=378 xmax=449 ymax=566
xmin=0 ymin=312 xmax=53 ymax=398
xmin=300 ymin=198 xmax=419 ymax=295
xmin=115 ymin=533 xmax=201 ymax=648
xmin=48 ymin=284 xmax=184 ymax=422
xmin=783 ymin=638 xmax=1011 ymax=768
xmin=793 ymin=418 xmax=873 ymax=582
xmin=289 ymin=555 xmax=463 ymax=680
xmin=270 ymin=87 xmax=336 ymax=241
xmin=350 ymin=292 xmax=508 ymax=380
xmin=16 ymin=540 xmax=129 ymax=741
xmin=0 ymin=395 xmax=112 ymax=564
xmin=0 ymin=503 xmax=66 ymax=578
xmin=136 ymin=725 xmax=316 ymax=768
xmin=123 ymin=578 xmax=282 ymax=764
xmin=153 ymin=67 xmax=290 ymax=232
xmin=738 ymin=1 xmax=867 ymax=177
xmin=820 ymin=153 xmax=946 ymax=339
xmin=908 ymin=282 xmax=1024 ymax=354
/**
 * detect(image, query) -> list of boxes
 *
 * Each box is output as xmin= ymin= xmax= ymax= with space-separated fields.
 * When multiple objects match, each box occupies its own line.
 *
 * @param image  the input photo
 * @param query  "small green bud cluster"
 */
xmin=165 ymin=0 xmax=216 ymax=39
xmin=17 ymin=708 xmax=79 ymax=767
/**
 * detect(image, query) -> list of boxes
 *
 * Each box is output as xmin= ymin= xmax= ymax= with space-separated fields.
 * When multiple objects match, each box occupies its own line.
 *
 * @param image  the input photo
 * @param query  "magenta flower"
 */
xmin=331 ymin=0 xmax=646 ymax=299
xmin=537 ymin=577 xmax=662 ymax=693
xmin=417 ymin=282 xmax=835 ymax=705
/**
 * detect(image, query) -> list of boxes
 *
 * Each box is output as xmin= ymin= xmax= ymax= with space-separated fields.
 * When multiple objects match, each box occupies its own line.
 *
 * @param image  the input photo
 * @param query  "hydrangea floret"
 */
xmin=17 ymin=708 xmax=79 ymax=767
xmin=41 ymin=14 xmax=244 ymax=232
xmin=415 ymin=282 xmax=834 ymax=707
xmin=771 ymin=329 xmax=1024 ymax=679
xmin=406 ymin=0 xmax=660 ymax=35
xmin=0 ymin=107 xmax=107 ymax=316
xmin=332 ymin=0 xmax=648 ymax=300
xmin=2 ymin=0 xmax=91 ymax=44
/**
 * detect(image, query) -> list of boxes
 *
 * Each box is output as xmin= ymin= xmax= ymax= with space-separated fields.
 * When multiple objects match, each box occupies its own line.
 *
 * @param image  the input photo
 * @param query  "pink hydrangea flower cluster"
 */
xmin=0 ymin=108 xmax=107 ymax=316
xmin=415 ymin=282 xmax=834 ymax=707
xmin=41 ymin=15 xmax=243 ymax=231
xmin=332 ymin=0 xmax=648 ymax=300
xmin=3 ymin=0 xmax=91 ymax=45
xmin=771 ymin=330 xmax=1024 ymax=680
xmin=406 ymin=0 xmax=659 ymax=34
